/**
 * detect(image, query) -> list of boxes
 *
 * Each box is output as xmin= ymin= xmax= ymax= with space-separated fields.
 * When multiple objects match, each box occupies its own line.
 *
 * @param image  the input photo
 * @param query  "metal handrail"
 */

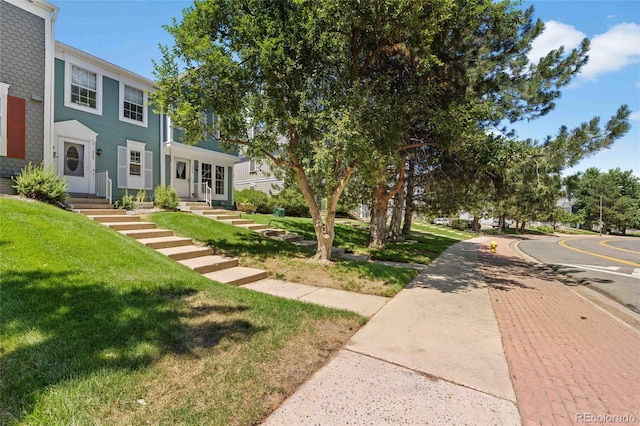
xmin=201 ymin=182 xmax=212 ymax=206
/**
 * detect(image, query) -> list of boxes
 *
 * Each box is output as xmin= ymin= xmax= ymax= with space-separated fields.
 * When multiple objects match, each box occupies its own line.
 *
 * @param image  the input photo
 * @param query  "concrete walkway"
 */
xmin=264 ymin=237 xmax=521 ymax=425
xmin=262 ymin=235 xmax=640 ymax=425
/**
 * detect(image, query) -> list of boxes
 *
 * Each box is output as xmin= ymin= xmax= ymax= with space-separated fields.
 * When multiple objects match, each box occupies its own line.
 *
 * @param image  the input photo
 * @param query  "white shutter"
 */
xmin=117 ymin=145 xmax=128 ymax=189
xmin=144 ymin=150 xmax=153 ymax=190
xmin=213 ymin=113 xmax=221 ymax=139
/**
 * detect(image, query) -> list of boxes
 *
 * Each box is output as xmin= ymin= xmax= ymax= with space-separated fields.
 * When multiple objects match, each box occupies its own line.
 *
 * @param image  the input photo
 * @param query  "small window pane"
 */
xmin=130 ymin=150 xmax=141 ymax=176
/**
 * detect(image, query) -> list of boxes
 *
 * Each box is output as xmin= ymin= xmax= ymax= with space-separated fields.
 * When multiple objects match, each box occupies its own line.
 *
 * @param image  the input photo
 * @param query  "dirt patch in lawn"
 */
xmin=239 ymin=256 xmax=397 ymax=296
xmin=115 ymin=292 xmax=360 ymax=425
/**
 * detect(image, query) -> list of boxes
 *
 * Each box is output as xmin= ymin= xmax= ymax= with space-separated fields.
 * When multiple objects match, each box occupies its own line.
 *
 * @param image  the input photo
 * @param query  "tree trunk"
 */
xmin=288 ymin=127 xmax=355 ymax=263
xmin=520 ymin=221 xmax=526 ymax=232
xmin=473 ymin=214 xmax=480 ymax=233
xmin=401 ymin=158 xmax=415 ymax=236
xmin=514 ymin=220 xmax=519 ymax=234
xmin=389 ymin=182 xmax=405 ymax=241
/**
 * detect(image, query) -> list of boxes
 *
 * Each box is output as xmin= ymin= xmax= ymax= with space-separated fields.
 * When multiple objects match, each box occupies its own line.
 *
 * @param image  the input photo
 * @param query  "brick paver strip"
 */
xmin=478 ymin=238 xmax=640 ymax=426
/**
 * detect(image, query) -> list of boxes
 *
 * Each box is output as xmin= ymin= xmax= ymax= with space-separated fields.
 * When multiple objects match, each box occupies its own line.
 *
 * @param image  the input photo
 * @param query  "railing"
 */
xmin=95 ymin=171 xmax=112 ymax=204
xmin=201 ymin=182 xmax=212 ymax=206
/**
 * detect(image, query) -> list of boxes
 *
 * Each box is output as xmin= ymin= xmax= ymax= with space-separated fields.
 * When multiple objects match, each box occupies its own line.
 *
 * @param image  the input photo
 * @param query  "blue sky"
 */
xmin=53 ymin=0 xmax=639 ymax=177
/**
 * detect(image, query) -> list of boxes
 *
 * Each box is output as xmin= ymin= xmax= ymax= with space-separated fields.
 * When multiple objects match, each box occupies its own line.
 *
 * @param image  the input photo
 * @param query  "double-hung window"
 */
xmin=129 ymin=150 xmax=141 ymax=176
xmin=64 ymin=62 xmax=102 ymax=115
xmin=118 ymin=140 xmax=152 ymax=190
xmin=119 ymin=82 xmax=148 ymax=127
xmin=71 ymin=66 xmax=97 ymax=108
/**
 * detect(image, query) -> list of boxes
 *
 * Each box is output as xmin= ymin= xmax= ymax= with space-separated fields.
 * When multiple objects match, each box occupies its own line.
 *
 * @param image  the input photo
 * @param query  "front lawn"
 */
xmin=149 ymin=212 xmax=418 ymax=297
xmin=0 ymin=198 xmax=362 ymax=425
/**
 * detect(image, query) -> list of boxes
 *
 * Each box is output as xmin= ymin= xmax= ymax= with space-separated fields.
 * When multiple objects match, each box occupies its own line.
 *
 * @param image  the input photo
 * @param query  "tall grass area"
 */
xmin=0 ymin=198 xmax=362 ymax=425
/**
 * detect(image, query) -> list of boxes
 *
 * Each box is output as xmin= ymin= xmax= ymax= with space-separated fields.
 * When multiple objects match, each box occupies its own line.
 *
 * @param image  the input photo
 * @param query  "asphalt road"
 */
xmin=517 ymin=236 xmax=640 ymax=313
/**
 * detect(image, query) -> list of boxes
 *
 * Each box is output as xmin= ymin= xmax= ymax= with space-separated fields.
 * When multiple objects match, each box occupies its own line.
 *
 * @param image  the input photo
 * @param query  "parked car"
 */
xmin=492 ymin=219 xmax=513 ymax=228
xmin=433 ymin=218 xmax=450 ymax=226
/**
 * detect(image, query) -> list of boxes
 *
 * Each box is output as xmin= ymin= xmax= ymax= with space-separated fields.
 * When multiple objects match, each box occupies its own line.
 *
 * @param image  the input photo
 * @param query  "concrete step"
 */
xmin=203 ymin=267 xmax=268 ymax=286
xmin=156 ymin=245 xmax=213 ymax=260
xmin=71 ymin=203 xmax=114 ymax=210
xmin=178 ymin=255 xmax=239 ymax=274
xmin=273 ymin=234 xmax=304 ymax=243
xmin=68 ymin=197 xmax=110 ymax=204
xmin=105 ymin=222 xmax=157 ymax=231
xmin=76 ymin=209 xmax=118 ymax=215
xmin=218 ymin=219 xmax=254 ymax=226
xmin=138 ymin=236 xmax=193 ymax=249
xmin=196 ymin=211 xmax=241 ymax=220
xmin=179 ymin=201 xmax=208 ymax=207
xmin=119 ymin=228 xmax=174 ymax=239
xmin=236 ymin=223 xmax=270 ymax=231
xmin=258 ymin=229 xmax=287 ymax=237
xmin=90 ymin=215 xmax=140 ymax=223
xmin=186 ymin=205 xmax=214 ymax=211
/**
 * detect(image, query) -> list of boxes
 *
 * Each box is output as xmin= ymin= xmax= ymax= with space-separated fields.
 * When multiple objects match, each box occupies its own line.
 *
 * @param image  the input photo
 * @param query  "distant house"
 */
xmin=234 ymin=157 xmax=284 ymax=195
xmin=0 ymin=0 xmax=57 ymax=193
xmin=556 ymin=197 xmax=573 ymax=213
xmin=162 ymin=114 xmax=238 ymax=207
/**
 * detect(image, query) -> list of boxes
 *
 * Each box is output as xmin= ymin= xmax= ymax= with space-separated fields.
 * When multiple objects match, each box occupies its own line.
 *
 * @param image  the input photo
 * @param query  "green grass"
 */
xmin=149 ymin=212 xmax=418 ymax=297
xmin=248 ymin=214 xmax=466 ymax=265
xmin=0 ymin=198 xmax=362 ymax=425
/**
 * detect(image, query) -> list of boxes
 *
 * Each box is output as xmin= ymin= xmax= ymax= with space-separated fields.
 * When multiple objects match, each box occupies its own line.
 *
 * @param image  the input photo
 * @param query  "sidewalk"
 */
xmin=261 ymin=236 xmax=640 ymax=425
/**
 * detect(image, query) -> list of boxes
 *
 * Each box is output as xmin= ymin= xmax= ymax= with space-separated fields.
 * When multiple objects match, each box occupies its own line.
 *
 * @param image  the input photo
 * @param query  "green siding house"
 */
xmin=53 ymin=41 xmax=238 ymax=206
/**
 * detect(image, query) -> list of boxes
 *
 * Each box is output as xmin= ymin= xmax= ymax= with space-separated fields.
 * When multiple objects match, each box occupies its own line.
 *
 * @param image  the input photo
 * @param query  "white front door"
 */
xmin=174 ymin=158 xmax=190 ymax=198
xmin=60 ymin=139 xmax=92 ymax=193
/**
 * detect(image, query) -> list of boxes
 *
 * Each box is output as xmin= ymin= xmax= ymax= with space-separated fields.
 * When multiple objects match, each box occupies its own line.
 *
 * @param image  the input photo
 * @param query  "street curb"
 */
xmin=510 ymin=239 xmax=640 ymax=332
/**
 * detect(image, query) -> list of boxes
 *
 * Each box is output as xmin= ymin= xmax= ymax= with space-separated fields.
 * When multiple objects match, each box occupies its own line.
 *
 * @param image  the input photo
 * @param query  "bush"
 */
xmin=114 ymin=190 xmax=133 ymax=210
xmin=234 ymin=188 xmax=270 ymax=213
xmin=154 ymin=185 xmax=179 ymax=209
xmin=451 ymin=219 xmax=468 ymax=230
xmin=268 ymin=189 xmax=310 ymax=217
xmin=12 ymin=162 xmax=68 ymax=205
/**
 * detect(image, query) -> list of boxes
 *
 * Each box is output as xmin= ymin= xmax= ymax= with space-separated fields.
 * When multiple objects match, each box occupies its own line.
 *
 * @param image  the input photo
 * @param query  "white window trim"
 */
xmin=119 ymin=81 xmax=148 ymax=127
xmin=118 ymin=140 xmax=150 ymax=190
xmin=214 ymin=165 xmax=227 ymax=198
xmin=0 ymin=82 xmax=10 ymax=157
xmin=64 ymin=61 xmax=103 ymax=116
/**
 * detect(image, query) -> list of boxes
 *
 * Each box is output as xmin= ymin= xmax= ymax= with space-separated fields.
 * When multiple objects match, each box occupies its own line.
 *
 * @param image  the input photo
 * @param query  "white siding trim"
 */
xmin=0 ymin=83 xmax=10 ymax=157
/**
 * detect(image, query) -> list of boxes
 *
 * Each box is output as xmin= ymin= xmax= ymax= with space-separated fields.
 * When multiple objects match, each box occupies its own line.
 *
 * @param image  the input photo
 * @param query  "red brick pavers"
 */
xmin=478 ymin=238 xmax=640 ymax=426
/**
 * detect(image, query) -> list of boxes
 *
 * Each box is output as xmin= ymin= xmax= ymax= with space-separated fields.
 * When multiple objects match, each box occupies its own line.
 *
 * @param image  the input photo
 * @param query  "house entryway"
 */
xmin=174 ymin=157 xmax=191 ymax=198
xmin=54 ymin=120 xmax=98 ymax=195
xmin=61 ymin=140 xmax=91 ymax=193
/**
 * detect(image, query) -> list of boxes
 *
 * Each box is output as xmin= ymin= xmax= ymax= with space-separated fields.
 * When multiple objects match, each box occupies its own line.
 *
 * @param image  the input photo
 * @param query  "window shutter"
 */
xmin=7 ymin=96 xmax=25 ymax=159
xmin=144 ymin=150 xmax=153 ymax=190
xmin=117 ymin=145 xmax=128 ymax=189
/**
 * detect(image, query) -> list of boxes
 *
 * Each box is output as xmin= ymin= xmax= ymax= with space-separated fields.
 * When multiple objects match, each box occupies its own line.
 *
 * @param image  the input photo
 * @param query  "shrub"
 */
xmin=12 ymin=162 xmax=68 ymax=205
xmin=234 ymin=188 xmax=270 ymax=213
xmin=451 ymin=219 xmax=469 ymax=230
xmin=135 ymin=189 xmax=147 ymax=203
xmin=115 ymin=190 xmax=133 ymax=210
xmin=268 ymin=189 xmax=310 ymax=217
xmin=154 ymin=185 xmax=179 ymax=209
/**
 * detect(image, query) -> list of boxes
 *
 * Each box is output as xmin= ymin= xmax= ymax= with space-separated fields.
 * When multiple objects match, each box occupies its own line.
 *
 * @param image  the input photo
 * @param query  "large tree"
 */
xmin=364 ymin=0 xmax=593 ymax=247
xmin=152 ymin=0 xmax=451 ymax=262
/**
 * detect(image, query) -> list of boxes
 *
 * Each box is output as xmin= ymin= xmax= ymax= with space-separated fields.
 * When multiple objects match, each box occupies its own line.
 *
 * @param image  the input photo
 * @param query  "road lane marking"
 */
xmin=558 ymin=239 xmax=640 ymax=268
xmin=599 ymin=239 xmax=640 ymax=255
xmin=575 ymin=265 xmax=620 ymax=271
xmin=555 ymin=264 xmax=640 ymax=280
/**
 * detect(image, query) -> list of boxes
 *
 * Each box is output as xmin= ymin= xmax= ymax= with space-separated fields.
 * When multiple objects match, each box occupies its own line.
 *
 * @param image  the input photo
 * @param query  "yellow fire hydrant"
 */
xmin=490 ymin=240 xmax=498 ymax=253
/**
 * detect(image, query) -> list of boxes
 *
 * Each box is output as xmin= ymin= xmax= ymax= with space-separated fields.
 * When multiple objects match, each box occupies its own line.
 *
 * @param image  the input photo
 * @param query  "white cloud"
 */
xmin=528 ymin=21 xmax=586 ymax=64
xmin=581 ymin=23 xmax=640 ymax=80
xmin=528 ymin=21 xmax=640 ymax=81
xmin=629 ymin=111 xmax=640 ymax=121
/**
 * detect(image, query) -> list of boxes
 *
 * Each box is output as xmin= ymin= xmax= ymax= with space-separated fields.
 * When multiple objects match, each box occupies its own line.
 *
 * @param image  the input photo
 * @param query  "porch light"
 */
xmin=96 ymin=148 xmax=102 ymax=156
